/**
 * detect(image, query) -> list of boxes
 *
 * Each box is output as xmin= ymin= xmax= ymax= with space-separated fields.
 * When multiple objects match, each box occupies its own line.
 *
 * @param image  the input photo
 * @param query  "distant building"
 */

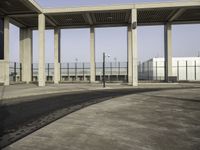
xmin=139 ymin=57 xmax=200 ymax=81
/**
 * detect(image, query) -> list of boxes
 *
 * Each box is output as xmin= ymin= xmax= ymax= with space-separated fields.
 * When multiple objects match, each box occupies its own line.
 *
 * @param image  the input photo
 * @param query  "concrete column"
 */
xmin=20 ymin=28 xmax=32 ymax=83
xmin=128 ymin=25 xmax=133 ymax=84
xmin=54 ymin=28 xmax=61 ymax=84
xmin=90 ymin=27 xmax=96 ymax=83
xmin=4 ymin=16 xmax=10 ymax=85
xmin=131 ymin=9 xmax=138 ymax=86
xmin=164 ymin=23 xmax=173 ymax=81
xmin=38 ymin=14 xmax=45 ymax=86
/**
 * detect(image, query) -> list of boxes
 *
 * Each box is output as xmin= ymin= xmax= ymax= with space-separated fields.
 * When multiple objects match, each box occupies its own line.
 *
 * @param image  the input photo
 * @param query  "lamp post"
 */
xmin=103 ymin=52 xmax=110 ymax=88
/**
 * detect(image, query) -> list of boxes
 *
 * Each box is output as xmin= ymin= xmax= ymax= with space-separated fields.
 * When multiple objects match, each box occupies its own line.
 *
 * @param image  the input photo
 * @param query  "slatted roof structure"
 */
xmin=0 ymin=0 xmax=200 ymax=28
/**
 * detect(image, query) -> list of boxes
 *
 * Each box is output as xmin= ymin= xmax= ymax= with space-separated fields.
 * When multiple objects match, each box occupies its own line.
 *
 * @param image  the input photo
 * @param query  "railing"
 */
xmin=9 ymin=60 xmax=200 ymax=83
xmin=9 ymin=62 xmax=22 ymax=82
xmin=138 ymin=60 xmax=200 ymax=81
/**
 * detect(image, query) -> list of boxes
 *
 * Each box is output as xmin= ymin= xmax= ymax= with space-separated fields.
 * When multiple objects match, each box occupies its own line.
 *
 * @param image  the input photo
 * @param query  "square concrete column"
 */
xmin=3 ymin=16 xmax=10 ymax=85
xmin=131 ymin=9 xmax=138 ymax=86
xmin=20 ymin=28 xmax=32 ymax=83
xmin=38 ymin=14 xmax=46 ymax=86
xmin=54 ymin=28 xmax=61 ymax=84
xmin=127 ymin=25 xmax=133 ymax=84
xmin=90 ymin=27 xmax=96 ymax=83
xmin=164 ymin=23 xmax=173 ymax=81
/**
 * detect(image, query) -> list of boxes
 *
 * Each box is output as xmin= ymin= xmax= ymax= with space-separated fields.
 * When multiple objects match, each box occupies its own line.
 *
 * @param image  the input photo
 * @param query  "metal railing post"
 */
xmin=126 ymin=61 xmax=128 ymax=82
xmin=47 ymin=63 xmax=50 ymax=81
xmin=103 ymin=53 xmax=105 ymax=87
xmin=156 ymin=61 xmax=158 ymax=81
xmin=20 ymin=63 xmax=22 ymax=82
xmin=118 ymin=62 xmax=120 ymax=76
xmin=60 ymin=63 xmax=62 ymax=82
xmin=67 ymin=63 xmax=69 ymax=81
xmin=177 ymin=61 xmax=179 ymax=81
xmin=110 ymin=62 xmax=112 ymax=75
xmin=31 ymin=63 xmax=33 ymax=82
xmin=148 ymin=61 xmax=150 ymax=80
xmin=83 ymin=63 xmax=85 ymax=81
xmin=186 ymin=60 xmax=188 ymax=81
xmin=14 ymin=62 xmax=16 ymax=82
xmin=75 ymin=62 xmax=77 ymax=80
xmin=195 ymin=60 xmax=197 ymax=81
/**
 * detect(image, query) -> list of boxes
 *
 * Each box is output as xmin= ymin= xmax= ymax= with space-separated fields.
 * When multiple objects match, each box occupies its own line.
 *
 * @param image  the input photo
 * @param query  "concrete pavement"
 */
xmin=3 ymin=86 xmax=200 ymax=150
xmin=1 ymin=83 xmax=200 ymax=100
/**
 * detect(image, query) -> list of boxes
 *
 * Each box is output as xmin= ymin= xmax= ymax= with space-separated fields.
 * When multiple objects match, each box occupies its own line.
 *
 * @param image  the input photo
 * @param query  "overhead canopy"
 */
xmin=0 ymin=0 xmax=200 ymax=28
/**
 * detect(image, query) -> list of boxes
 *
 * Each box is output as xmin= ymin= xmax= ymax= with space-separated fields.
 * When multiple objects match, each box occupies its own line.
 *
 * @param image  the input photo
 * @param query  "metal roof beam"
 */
xmin=20 ymin=0 xmax=42 ymax=13
xmin=8 ymin=14 xmax=37 ymax=18
xmin=9 ymin=18 xmax=27 ymax=28
xmin=83 ymin=13 xmax=93 ymax=25
xmin=169 ymin=8 xmax=186 ymax=22
xmin=46 ymin=16 xmax=57 ymax=27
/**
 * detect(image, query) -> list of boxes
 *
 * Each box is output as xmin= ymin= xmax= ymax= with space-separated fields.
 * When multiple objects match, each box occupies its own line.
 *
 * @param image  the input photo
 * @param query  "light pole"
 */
xmin=103 ymin=52 xmax=110 ymax=88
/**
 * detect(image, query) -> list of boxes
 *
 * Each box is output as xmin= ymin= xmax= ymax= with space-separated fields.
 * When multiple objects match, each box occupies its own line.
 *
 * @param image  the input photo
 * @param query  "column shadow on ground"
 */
xmin=0 ymin=87 xmax=198 ymax=148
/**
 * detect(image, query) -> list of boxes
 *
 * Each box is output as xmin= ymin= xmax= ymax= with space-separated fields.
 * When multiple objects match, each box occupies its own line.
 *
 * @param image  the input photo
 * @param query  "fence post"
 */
xmin=142 ymin=63 xmax=144 ymax=80
xmin=60 ymin=63 xmax=62 ymax=82
xmin=47 ymin=63 xmax=50 ymax=81
xmin=118 ymin=62 xmax=120 ymax=81
xmin=195 ymin=60 xmax=197 ymax=81
xmin=110 ymin=62 xmax=112 ymax=76
xmin=75 ymin=62 xmax=77 ymax=80
xmin=83 ymin=63 xmax=85 ymax=81
xmin=14 ymin=62 xmax=17 ymax=82
xmin=127 ymin=61 xmax=128 ymax=82
xmin=148 ymin=61 xmax=150 ymax=80
xmin=177 ymin=61 xmax=179 ymax=81
xmin=116 ymin=62 xmax=119 ymax=81
xmin=31 ymin=63 xmax=33 ymax=82
xmin=67 ymin=63 xmax=69 ymax=81
xmin=156 ymin=61 xmax=158 ymax=81
xmin=186 ymin=60 xmax=188 ymax=81
xmin=19 ymin=63 xmax=22 ymax=81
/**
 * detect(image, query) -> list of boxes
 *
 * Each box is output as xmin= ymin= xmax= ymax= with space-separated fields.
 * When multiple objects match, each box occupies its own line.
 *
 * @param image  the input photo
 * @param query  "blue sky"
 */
xmin=9 ymin=0 xmax=200 ymax=63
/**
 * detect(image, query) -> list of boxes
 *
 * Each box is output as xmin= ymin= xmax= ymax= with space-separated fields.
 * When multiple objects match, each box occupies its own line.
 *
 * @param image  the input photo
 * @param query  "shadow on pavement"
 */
xmin=0 ymin=86 xmax=199 ymax=148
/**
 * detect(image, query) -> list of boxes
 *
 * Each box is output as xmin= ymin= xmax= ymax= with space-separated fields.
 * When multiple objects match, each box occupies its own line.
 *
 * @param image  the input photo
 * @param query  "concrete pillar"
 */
xmin=131 ymin=9 xmax=138 ymax=86
xmin=164 ymin=23 xmax=173 ymax=81
xmin=38 ymin=14 xmax=46 ymax=86
xmin=54 ymin=28 xmax=61 ymax=84
xmin=128 ymin=25 xmax=133 ymax=84
xmin=90 ymin=27 xmax=96 ymax=83
xmin=20 ymin=28 xmax=32 ymax=83
xmin=4 ymin=16 xmax=10 ymax=85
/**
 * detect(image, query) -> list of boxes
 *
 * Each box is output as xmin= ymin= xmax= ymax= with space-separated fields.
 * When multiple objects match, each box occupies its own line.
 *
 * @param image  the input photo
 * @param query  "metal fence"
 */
xmin=96 ymin=62 xmax=128 ymax=82
xmin=30 ymin=62 xmax=128 ymax=82
xmin=60 ymin=62 xmax=90 ymax=81
xmin=9 ymin=62 xmax=22 ymax=82
xmin=9 ymin=60 xmax=200 ymax=83
xmin=138 ymin=60 xmax=200 ymax=81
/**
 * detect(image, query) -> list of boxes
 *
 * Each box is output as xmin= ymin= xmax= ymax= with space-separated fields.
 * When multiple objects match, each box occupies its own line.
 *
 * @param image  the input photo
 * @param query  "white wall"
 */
xmin=140 ymin=57 xmax=200 ymax=81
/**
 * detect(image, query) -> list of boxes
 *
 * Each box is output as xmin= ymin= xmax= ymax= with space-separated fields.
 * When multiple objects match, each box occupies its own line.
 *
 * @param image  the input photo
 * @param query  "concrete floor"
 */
xmin=1 ymin=82 xmax=200 ymax=100
xmin=2 ymin=85 xmax=200 ymax=150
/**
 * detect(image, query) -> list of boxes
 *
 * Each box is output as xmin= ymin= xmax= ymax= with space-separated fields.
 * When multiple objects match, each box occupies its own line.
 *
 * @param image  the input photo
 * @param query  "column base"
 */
xmin=38 ymin=82 xmax=45 ymax=87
